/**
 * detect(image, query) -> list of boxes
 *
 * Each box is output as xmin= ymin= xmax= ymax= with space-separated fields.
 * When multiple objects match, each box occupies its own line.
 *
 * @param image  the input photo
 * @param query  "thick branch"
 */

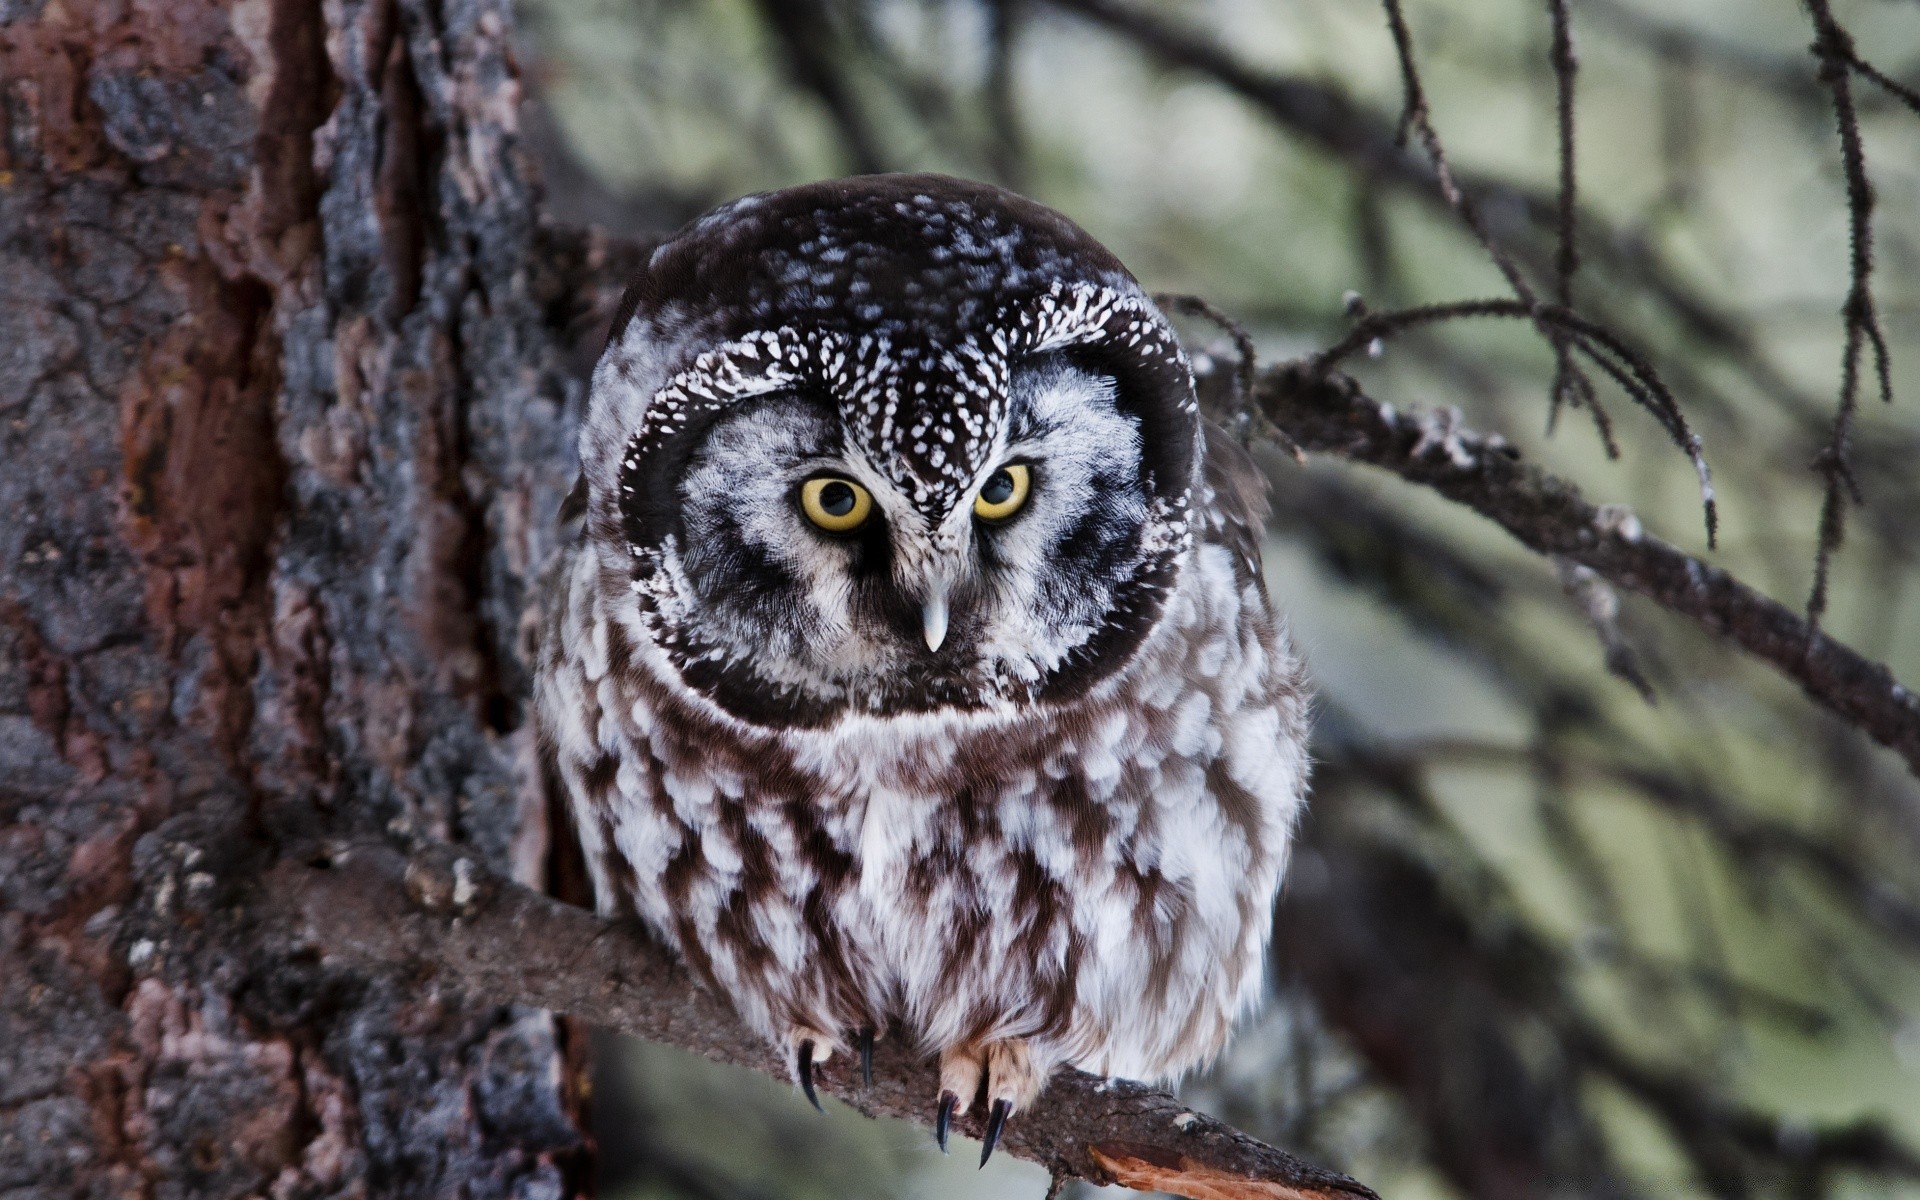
xmin=1257 ymin=365 xmax=1920 ymax=776
xmin=263 ymin=844 xmax=1378 ymax=1200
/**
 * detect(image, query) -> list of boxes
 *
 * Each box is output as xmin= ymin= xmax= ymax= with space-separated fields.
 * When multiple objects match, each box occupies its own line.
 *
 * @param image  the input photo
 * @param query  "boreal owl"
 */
xmin=536 ymin=173 xmax=1310 ymax=1162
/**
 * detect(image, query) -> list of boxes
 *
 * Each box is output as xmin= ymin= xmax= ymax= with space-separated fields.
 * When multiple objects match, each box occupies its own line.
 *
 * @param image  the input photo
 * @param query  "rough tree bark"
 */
xmin=0 ymin=0 xmax=597 ymax=1192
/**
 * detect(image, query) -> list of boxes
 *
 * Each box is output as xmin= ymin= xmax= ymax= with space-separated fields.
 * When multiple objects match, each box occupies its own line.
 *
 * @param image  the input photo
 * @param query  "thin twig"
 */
xmin=1309 ymin=298 xmax=1718 ymax=545
xmin=1377 ymin=0 xmax=1531 ymax=303
xmin=1385 ymin=1 xmax=1614 ymax=455
xmin=1154 ymin=291 xmax=1304 ymax=462
xmin=1545 ymin=0 xmax=1582 ymax=433
xmin=1804 ymin=0 xmax=1898 ymax=630
xmin=1038 ymin=0 xmax=1851 ymax=455
xmin=1848 ymin=56 xmax=1920 ymax=118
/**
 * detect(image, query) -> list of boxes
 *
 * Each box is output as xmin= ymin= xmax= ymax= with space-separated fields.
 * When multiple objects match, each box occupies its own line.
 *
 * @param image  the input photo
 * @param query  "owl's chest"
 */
xmin=783 ymin=719 xmax=1062 ymax=886
xmin=632 ymin=694 xmax=1178 ymax=906
xmin=576 ymin=624 xmax=1135 ymax=913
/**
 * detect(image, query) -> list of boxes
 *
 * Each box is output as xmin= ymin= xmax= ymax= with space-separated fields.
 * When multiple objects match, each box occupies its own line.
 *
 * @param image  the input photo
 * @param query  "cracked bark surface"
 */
xmin=0 ymin=0 xmax=597 ymax=1192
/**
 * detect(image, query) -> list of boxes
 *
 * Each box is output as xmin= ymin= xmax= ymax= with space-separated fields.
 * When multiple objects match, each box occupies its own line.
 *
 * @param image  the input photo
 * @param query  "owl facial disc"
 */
xmin=586 ymin=174 xmax=1202 ymax=726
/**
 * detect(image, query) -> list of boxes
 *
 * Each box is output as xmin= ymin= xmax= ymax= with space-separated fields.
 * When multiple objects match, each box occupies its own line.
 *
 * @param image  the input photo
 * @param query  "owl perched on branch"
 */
xmin=536 ymin=174 xmax=1310 ymax=1162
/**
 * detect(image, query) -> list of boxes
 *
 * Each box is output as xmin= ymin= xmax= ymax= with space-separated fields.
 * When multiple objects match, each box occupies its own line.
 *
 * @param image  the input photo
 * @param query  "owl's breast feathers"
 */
xmin=536 ymin=427 xmax=1309 ymax=1083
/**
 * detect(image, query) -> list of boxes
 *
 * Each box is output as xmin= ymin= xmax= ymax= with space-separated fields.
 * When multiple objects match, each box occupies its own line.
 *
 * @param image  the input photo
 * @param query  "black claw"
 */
xmin=858 ymin=1027 xmax=874 ymax=1087
xmin=979 ymin=1099 xmax=1011 ymax=1167
xmin=798 ymin=1040 xmax=824 ymax=1113
xmin=935 ymin=1091 xmax=957 ymax=1153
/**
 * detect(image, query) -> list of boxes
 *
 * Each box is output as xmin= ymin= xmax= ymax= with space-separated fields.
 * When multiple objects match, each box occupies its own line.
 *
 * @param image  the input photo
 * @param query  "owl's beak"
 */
xmin=921 ymin=587 xmax=950 ymax=652
xmin=905 ymin=526 xmax=964 ymax=653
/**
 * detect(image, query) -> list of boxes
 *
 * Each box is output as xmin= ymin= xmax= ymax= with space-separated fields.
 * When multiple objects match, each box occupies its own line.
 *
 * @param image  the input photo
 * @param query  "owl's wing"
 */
xmin=1201 ymin=421 xmax=1272 ymax=594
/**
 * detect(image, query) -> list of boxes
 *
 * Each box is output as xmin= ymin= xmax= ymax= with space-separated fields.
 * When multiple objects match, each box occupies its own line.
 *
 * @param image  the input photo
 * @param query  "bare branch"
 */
xmin=1377 ymin=0 xmax=1610 ymax=453
xmin=1849 ymin=56 xmax=1920 ymax=118
xmin=1038 ymin=0 xmax=1847 ymax=442
xmin=1051 ymin=0 xmax=1737 ymax=543
xmin=1251 ymin=364 xmax=1920 ymax=777
xmin=1311 ymin=298 xmax=1717 ymax=545
xmin=1378 ymin=0 xmax=1530 ymax=300
xmin=1804 ymin=0 xmax=1898 ymax=629
xmin=1544 ymin=0 xmax=1583 ymax=434
xmin=1155 ymin=290 xmax=1306 ymax=462
xmin=264 ymin=844 xmax=1379 ymax=1200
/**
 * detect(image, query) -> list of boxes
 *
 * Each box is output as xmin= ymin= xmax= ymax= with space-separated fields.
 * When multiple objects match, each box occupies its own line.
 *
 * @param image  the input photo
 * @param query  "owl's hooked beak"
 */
xmin=921 ymin=586 xmax=950 ymax=652
xmin=903 ymin=525 xmax=966 ymax=654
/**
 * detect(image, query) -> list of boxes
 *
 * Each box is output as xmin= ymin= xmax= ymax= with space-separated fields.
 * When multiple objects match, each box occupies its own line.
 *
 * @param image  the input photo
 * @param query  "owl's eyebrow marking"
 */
xmin=640 ymin=281 xmax=1189 ymax=503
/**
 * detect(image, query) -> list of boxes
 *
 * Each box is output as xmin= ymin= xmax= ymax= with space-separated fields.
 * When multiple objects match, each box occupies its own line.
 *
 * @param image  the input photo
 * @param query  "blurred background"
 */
xmin=510 ymin=1 xmax=1920 ymax=1196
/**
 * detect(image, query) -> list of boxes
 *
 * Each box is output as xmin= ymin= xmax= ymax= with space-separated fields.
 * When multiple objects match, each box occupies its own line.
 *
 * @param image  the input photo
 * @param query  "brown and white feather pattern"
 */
xmin=538 ymin=441 xmax=1307 ymax=1080
xmin=534 ymin=174 xmax=1311 ymax=1126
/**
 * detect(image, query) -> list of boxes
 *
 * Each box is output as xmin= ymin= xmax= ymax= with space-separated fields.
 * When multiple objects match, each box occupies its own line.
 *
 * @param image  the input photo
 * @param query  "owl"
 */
xmin=535 ymin=174 xmax=1310 ymax=1162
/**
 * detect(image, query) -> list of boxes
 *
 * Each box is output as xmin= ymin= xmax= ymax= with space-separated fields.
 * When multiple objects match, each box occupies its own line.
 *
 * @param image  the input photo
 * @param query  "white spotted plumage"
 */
xmin=536 ymin=174 xmax=1309 ymax=1150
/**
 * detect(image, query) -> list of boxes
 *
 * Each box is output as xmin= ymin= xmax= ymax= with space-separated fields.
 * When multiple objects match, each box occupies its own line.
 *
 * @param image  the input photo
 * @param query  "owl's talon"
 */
xmin=976 ymin=1038 xmax=1043 ymax=1163
xmin=935 ymin=1091 xmax=958 ymax=1152
xmin=979 ymin=1098 xmax=1011 ymax=1167
xmin=798 ymin=1039 xmax=825 ymax=1113
xmin=857 ymin=1027 xmax=875 ymax=1086
xmin=937 ymin=1044 xmax=986 ymax=1114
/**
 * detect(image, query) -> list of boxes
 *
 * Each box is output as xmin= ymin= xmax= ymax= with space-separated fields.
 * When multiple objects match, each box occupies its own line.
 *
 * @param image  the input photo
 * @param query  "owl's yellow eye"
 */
xmin=800 ymin=476 xmax=873 ymax=532
xmin=973 ymin=464 xmax=1032 ymax=522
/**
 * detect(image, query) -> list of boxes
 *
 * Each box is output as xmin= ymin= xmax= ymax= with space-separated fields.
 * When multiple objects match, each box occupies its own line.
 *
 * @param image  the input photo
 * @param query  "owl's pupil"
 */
xmin=818 ymin=481 xmax=857 ymax=517
xmin=980 ymin=470 xmax=1015 ymax=505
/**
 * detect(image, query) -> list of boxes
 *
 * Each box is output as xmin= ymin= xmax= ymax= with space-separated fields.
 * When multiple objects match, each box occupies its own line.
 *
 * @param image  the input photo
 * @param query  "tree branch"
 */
xmin=263 ymin=843 xmax=1379 ymax=1200
xmin=1803 ymin=0 xmax=1898 ymax=630
xmin=1254 ymin=364 xmax=1920 ymax=776
xmin=1037 ymin=0 xmax=1847 ymax=434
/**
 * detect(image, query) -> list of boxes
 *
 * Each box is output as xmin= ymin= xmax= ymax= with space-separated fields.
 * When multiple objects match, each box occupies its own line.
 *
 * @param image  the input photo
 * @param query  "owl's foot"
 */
xmin=787 ymin=1029 xmax=840 ymax=1113
xmin=934 ymin=1038 xmax=1045 ymax=1166
xmin=786 ymin=1026 xmax=883 ymax=1110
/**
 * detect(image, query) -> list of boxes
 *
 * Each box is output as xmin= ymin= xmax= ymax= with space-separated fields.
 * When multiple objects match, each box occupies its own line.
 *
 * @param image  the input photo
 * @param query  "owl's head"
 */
xmin=581 ymin=175 xmax=1201 ymax=727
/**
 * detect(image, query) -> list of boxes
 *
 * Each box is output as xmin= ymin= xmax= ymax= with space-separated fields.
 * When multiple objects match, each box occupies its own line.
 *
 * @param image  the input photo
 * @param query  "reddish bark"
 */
xmin=1 ymin=0 xmax=592 ymax=1191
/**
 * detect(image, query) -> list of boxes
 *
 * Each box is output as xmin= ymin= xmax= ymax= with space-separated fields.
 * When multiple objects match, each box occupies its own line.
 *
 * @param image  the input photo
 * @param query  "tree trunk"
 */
xmin=0 ymin=0 xmax=600 ymax=1192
